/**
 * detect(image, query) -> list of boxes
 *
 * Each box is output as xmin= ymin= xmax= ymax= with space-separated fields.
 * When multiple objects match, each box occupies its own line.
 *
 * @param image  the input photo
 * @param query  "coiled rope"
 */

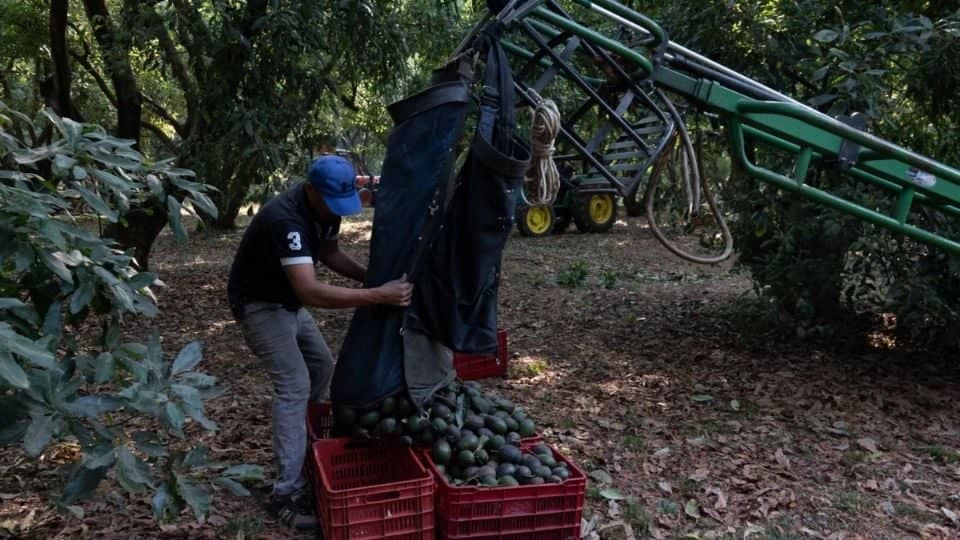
xmin=524 ymin=90 xmax=562 ymax=205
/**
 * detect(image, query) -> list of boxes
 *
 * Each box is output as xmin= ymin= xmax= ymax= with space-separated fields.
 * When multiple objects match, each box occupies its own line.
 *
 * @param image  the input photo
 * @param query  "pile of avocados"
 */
xmin=331 ymin=379 xmax=572 ymax=487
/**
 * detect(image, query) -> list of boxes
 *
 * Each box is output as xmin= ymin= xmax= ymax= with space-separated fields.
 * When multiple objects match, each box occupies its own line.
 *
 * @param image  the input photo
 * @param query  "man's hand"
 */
xmin=376 ymin=275 xmax=413 ymax=306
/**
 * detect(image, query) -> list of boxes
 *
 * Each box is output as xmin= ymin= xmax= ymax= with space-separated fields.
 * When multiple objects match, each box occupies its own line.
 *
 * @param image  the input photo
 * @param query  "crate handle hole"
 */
xmin=365 ymin=490 xmax=401 ymax=503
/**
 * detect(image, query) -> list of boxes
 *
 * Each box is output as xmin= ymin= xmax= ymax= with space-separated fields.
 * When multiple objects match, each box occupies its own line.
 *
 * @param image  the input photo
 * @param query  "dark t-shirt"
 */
xmin=227 ymin=183 xmax=340 ymax=313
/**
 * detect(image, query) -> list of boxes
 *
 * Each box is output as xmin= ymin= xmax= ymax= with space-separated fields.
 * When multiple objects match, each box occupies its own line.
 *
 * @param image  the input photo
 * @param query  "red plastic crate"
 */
xmin=307 ymin=401 xmax=334 ymax=441
xmin=311 ymin=438 xmax=435 ymax=540
xmin=420 ymin=442 xmax=585 ymax=539
xmin=454 ymin=328 xmax=509 ymax=380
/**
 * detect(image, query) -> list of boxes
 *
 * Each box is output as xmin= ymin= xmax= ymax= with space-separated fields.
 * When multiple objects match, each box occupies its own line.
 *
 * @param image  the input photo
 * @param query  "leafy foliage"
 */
xmin=0 ymin=103 xmax=261 ymax=521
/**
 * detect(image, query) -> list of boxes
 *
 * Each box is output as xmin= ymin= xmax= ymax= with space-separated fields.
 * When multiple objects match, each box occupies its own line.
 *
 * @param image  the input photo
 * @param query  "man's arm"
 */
xmin=284 ymin=264 xmax=410 ymax=309
xmin=317 ymin=239 xmax=366 ymax=282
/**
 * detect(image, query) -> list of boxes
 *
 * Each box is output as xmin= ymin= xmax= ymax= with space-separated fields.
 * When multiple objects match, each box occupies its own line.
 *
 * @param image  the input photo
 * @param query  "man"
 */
xmin=227 ymin=155 xmax=412 ymax=531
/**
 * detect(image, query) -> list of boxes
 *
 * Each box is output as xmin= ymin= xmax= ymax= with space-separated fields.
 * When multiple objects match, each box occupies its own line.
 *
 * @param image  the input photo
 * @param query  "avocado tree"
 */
xmin=0 ymin=103 xmax=260 ymax=521
xmin=1 ymin=0 xmax=478 ymax=268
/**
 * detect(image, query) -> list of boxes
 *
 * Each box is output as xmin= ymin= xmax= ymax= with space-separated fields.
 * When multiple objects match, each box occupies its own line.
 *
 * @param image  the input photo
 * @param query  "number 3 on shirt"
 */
xmin=287 ymin=231 xmax=302 ymax=251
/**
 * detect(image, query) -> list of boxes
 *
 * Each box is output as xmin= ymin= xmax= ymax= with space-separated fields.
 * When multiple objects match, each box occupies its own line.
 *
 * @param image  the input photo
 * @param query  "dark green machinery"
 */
xmin=464 ymin=0 xmax=960 ymax=257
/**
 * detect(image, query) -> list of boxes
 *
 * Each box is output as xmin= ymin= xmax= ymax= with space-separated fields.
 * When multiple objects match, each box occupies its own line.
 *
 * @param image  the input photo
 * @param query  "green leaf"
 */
xmin=0 ymin=350 xmax=29 ymax=389
xmin=691 ymin=394 xmax=714 ymax=403
xmin=599 ymin=488 xmax=625 ymax=501
xmin=165 ymin=402 xmax=185 ymax=431
xmin=40 ymin=250 xmax=74 ymax=283
xmin=90 ymin=169 xmax=133 ymax=192
xmin=133 ymin=431 xmax=168 ymax=458
xmin=72 ymin=166 xmax=88 ymax=180
xmin=684 ymin=499 xmax=701 ymax=519
xmin=166 ymin=196 xmax=187 ymax=241
xmin=186 ymin=191 xmax=218 ymax=219
xmin=151 ymin=484 xmax=178 ymax=522
xmin=24 ymin=414 xmax=54 ymax=457
xmin=75 ymin=184 xmax=118 ymax=222
xmin=0 ymin=298 xmax=26 ymax=310
xmin=175 ymin=473 xmax=212 ymax=520
xmin=61 ymin=465 xmax=109 ymax=504
xmin=81 ymin=444 xmax=116 ymax=469
xmin=0 ymin=323 xmax=58 ymax=371
xmin=93 ymin=352 xmax=114 ymax=384
xmin=103 ymin=318 xmax=120 ymax=350
xmin=177 ymin=372 xmax=217 ymax=388
xmin=589 ymin=469 xmax=613 ymax=484
xmin=172 ymin=342 xmax=203 ymax=375
xmin=214 ymin=477 xmax=250 ymax=496
xmin=53 ymin=153 xmax=77 ymax=171
xmin=145 ymin=174 xmax=165 ymax=200
xmin=813 ymin=29 xmax=839 ymax=43
xmin=70 ymin=276 xmax=96 ymax=314
xmin=116 ymin=446 xmax=154 ymax=493
xmin=181 ymin=446 xmax=209 ymax=468
xmin=70 ymin=395 xmax=122 ymax=418
xmin=42 ymin=300 xmax=62 ymax=339
xmin=222 ymin=464 xmax=264 ymax=482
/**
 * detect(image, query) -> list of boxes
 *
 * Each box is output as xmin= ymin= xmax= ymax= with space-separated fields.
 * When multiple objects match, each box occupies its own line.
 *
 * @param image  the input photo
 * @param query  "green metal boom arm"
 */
xmin=488 ymin=0 xmax=960 ymax=254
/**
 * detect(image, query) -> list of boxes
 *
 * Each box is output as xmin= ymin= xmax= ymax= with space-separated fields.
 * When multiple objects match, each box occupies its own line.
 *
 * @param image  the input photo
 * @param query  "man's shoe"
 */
xmin=267 ymin=493 xmax=318 ymax=531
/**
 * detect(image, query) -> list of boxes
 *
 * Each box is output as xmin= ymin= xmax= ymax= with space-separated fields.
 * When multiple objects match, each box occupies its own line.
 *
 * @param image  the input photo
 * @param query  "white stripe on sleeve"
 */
xmin=280 ymin=256 xmax=314 ymax=267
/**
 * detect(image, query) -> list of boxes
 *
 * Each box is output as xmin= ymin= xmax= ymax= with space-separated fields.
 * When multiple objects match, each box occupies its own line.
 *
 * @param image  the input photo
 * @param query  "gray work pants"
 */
xmin=237 ymin=302 xmax=335 ymax=497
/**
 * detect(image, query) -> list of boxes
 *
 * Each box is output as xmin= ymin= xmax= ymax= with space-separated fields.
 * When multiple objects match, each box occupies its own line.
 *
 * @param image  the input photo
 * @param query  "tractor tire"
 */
xmin=516 ymin=204 xmax=555 ymax=237
xmin=623 ymin=185 xmax=643 ymax=217
xmin=572 ymin=193 xmax=617 ymax=233
xmin=553 ymin=214 xmax=572 ymax=233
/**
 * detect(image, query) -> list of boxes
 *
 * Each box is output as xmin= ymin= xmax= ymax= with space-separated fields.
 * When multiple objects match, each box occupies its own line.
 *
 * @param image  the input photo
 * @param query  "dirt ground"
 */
xmin=2 ymin=210 xmax=959 ymax=539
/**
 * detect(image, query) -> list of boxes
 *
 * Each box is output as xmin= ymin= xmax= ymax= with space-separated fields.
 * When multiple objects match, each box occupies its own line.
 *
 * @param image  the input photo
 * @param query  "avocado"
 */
xmin=379 ymin=396 xmax=396 ymax=416
xmin=474 ymin=448 xmax=489 ymax=465
xmin=376 ymin=417 xmax=398 ymax=436
xmin=432 ymin=440 xmax=452 ymax=465
xmin=496 ymin=463 xmax=516 ymax=477
xmin=430 ymin=417 xmax=448 ymax=433
xmin=416 ymin=428 xmax=435 ymax=445
xmin=505 ymin=432 xmax=522 ymax=446
xmin=548 ymin=475 xmax=563 ymax=483
xmin=480 ymin=474 xmax=498 ymax=486
xmin=431 ymin=403 xmax=452 ymax=421
xmin=358 ymin=410 xmax=380 ymax=427
xmin=406 ymin=415 xmax=428 ymax=433
xmin=484 ymin=415 xmax=508 ymax=435
xmin=399 ymin=435 xmax=413 ymax=447
xmin=395 ymin=396 xmax=413 ymax=417
xmin=464 ymin=415 xmax=485 ymax=432
xmin=522 ymin=454 xmax=542 ymax=469
xmin=530 ymin=476 xmax=545 ymax=485
xmin=504 ymin=417 xmax=520 ymax=433
xmin=538 ymin=453 xmax=557 ymax=468
xmin=518 ymin=418 xmax=536 ymax=437
xmin=333 ymin=404 xmax=357 ymax=426
xmin=457 ymin=449 xmax=475 ymax=467
xmin=498 ymin=444 xmax=523 ymax=464
xmin=498 ymin=475 xmax=519 ymax=486
xmin=457 ymin=432 xmax=479 ymax=452
xmin=552 ymin=466 xmax=570 ymax=480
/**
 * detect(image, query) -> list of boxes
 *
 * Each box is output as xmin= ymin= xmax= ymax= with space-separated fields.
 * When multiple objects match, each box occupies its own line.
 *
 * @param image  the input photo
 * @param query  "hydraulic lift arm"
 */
xmin=464 ymin=0 xmax=960 ymax=255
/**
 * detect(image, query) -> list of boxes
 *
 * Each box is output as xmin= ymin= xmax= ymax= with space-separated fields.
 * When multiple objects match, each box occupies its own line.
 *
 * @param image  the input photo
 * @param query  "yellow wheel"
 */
xmin=573 ymin=192 xmax=617 ymax=233
xmin=516 ymin=204 xmax=555 ymax=237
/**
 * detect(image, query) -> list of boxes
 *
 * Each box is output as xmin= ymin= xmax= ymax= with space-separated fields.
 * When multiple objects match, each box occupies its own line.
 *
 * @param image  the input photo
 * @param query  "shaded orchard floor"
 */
xmin=2 ymin=210 xmax=958 ymax=539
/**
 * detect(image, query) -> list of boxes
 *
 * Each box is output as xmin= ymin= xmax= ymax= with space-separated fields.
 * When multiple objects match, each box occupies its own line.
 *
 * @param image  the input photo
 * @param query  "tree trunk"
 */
xmin=82 ymin=0 xmax=141 ymax=146
xmin=49 ymin=0 xmax=79 ymax=120
xmin=103 ymin=205 xmax=168 ymax=271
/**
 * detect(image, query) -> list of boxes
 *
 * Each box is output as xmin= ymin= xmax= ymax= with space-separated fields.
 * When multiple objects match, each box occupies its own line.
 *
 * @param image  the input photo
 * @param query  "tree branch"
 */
xmin=140 ymin=92 xmax=182 ymax=134
xmin=70 ymin=46 xmax=116 ymax=106
xmin=142 ymin=121 xmax=177 ymax=154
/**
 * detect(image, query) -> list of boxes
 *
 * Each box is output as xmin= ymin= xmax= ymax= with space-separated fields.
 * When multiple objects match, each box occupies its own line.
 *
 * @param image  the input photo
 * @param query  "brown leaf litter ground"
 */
xmin=2 ymin=210 xmax=959 ymax=539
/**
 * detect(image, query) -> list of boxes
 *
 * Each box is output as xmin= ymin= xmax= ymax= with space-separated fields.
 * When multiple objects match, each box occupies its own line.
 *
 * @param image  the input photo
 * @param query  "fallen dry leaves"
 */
xmin=0 ymin=214 xmax=958 ymax=539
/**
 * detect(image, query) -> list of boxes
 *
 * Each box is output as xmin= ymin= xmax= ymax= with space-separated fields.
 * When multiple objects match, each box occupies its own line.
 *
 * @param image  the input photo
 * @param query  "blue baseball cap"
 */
xmin=307 ymin=155 xmax=361 ymax=216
